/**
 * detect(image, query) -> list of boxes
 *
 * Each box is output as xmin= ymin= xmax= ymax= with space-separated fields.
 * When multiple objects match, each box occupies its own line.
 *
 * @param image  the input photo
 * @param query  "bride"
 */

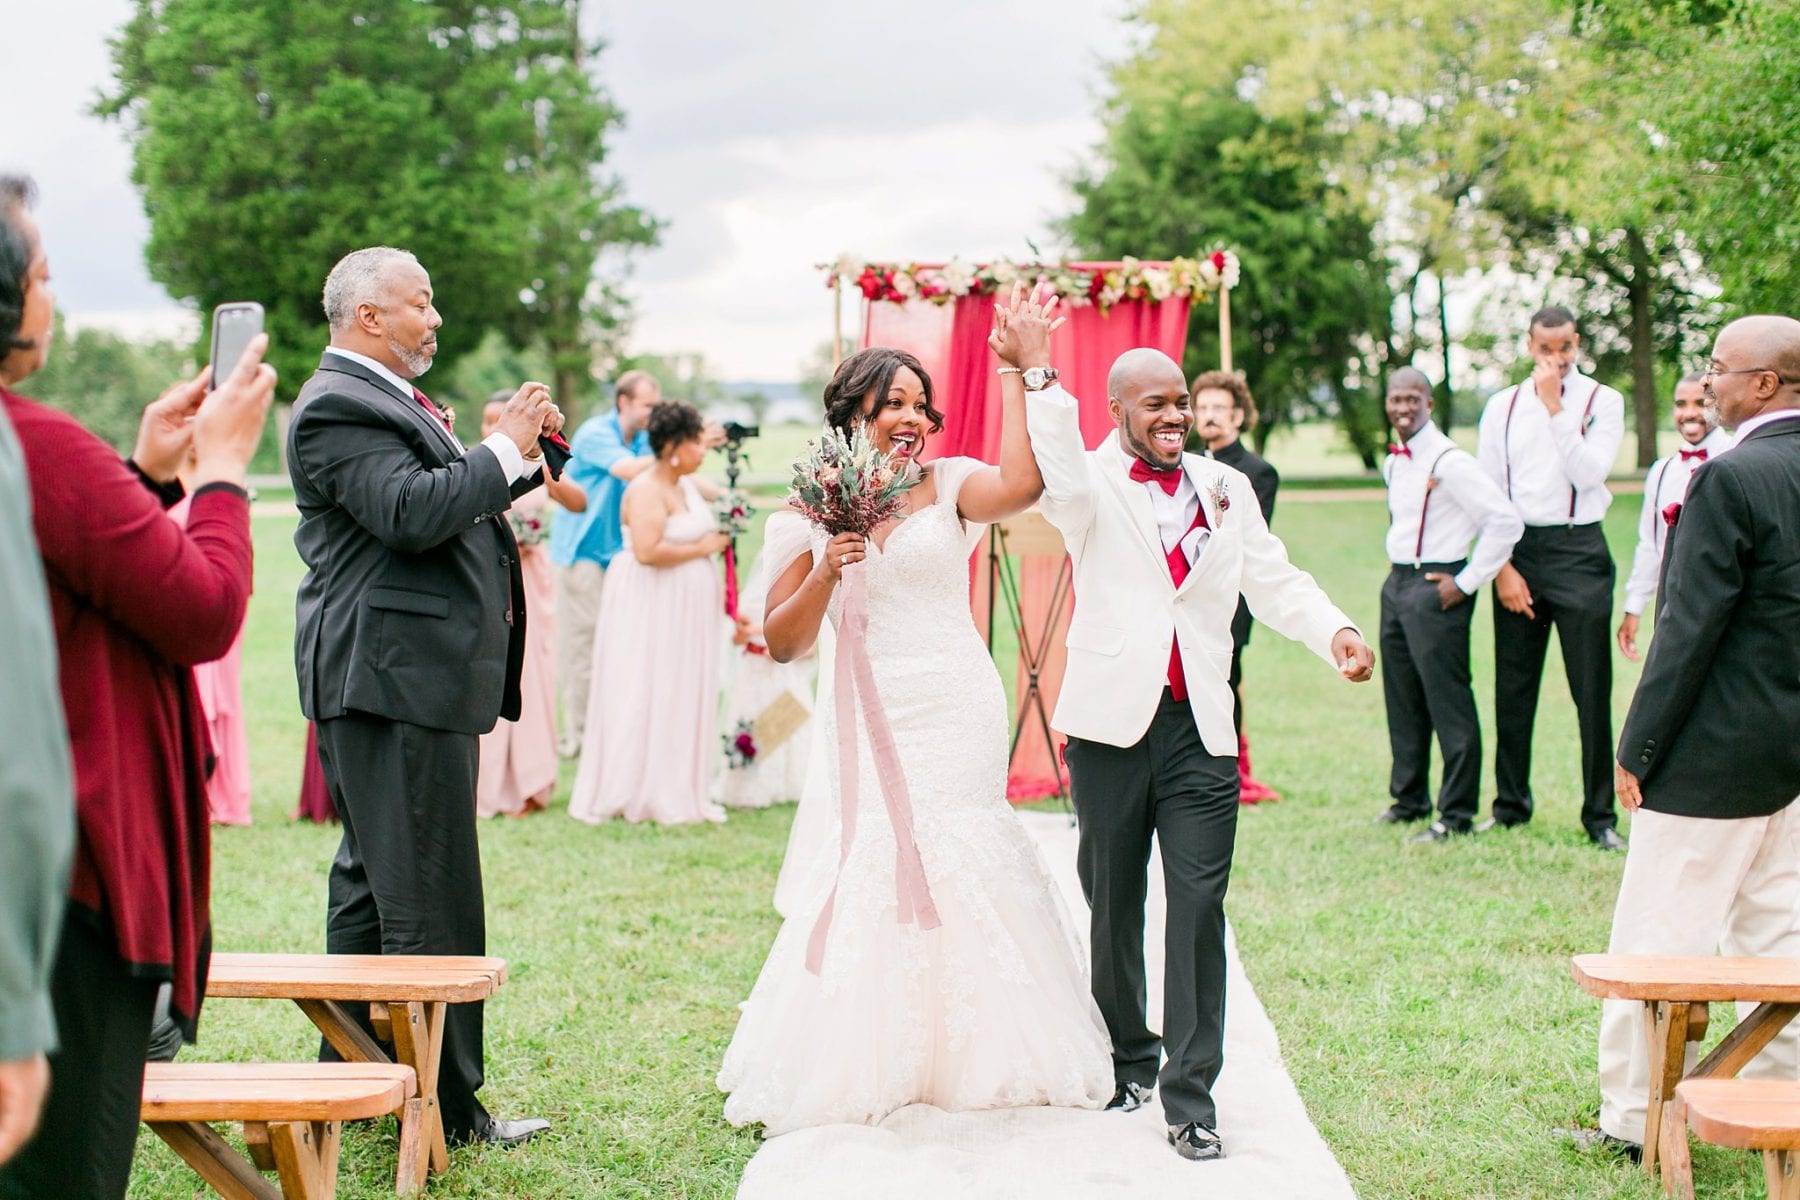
xmin=717 ymin=286 xmax=1112 ymax=1135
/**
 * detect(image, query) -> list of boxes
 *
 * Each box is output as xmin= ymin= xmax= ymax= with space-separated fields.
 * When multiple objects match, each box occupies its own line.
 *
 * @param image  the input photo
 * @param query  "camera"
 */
xmin=723 ymin=421 xmax=760 ymax=443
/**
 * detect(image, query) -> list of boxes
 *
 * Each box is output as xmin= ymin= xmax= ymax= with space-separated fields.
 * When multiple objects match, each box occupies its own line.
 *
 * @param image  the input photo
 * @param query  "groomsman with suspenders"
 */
xmin=1376 ymin=368 xmax=1522 ymax=841
xmin=1615 ymin=371 xmax=1735 ymax=662
xmin=1475 ymin=305 xmax=1628 ymax=850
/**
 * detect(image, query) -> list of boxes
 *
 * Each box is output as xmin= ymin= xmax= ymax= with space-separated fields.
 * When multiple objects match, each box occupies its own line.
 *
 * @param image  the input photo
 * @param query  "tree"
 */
xmin=1066 ymin=73 xmax=1395 ymax=464
xmin=26 ymin=314 xmax=195 ymax=453
xmin=98 ymin=0 xmax=654 ymax=413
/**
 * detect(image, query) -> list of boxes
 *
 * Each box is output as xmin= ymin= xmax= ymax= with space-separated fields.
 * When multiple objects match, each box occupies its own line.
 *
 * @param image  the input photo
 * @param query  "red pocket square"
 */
xmin=1662 ymin=502 xmax=1682 ymax=528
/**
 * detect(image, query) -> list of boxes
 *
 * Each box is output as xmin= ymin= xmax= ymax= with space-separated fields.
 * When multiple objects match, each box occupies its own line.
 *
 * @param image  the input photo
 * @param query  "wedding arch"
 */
xmin=820 ymin=253 xmax=1240 ymax=798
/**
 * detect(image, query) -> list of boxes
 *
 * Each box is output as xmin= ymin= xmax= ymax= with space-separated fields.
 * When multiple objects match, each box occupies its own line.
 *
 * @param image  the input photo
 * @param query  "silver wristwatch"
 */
xmin=1021 ymin=366 xmax=1060 ymax=392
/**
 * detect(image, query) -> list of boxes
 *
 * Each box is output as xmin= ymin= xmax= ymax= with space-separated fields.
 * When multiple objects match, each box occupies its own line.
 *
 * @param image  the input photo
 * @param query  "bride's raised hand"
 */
xmin=995 ymin=281 xmax=1066 ymax=368
xmin=817 ymin=531 xmax=868 ymax=582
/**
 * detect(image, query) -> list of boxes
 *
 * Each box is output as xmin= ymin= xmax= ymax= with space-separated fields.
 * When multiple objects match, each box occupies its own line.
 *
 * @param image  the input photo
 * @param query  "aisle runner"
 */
xmin=737 ymin=811 xmax=1355 ymax=1200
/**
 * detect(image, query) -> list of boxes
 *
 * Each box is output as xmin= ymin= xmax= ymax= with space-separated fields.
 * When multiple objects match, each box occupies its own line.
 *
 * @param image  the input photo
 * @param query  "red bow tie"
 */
xmin=1129 ymin=458 xmax=1183 ymax=495
xmin=1388 ymin=443 xmax=1412 ymax=458
xmin=1679 ymin=447 xmax=1708 ymax=463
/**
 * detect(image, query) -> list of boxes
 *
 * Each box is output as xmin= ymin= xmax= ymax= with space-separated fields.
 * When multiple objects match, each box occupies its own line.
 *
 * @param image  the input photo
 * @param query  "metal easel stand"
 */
xmin=984 ymin=521 xmax=1074 ymax=806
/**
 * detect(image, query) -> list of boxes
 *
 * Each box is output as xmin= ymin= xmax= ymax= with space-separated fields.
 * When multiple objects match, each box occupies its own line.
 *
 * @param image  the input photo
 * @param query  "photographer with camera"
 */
xmin=549 ymin=372 xmax=726 ymax=754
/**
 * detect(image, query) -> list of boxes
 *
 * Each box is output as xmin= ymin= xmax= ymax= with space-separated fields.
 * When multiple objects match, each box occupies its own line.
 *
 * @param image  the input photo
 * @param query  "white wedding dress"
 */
xmin=718 ymin=460 xmax=1112 ymax=1136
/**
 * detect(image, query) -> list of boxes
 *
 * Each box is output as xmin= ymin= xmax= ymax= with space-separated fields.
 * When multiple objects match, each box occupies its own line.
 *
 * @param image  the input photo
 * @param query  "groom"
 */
xmin=1014 ymin=334 xmax=1374 ymax=1161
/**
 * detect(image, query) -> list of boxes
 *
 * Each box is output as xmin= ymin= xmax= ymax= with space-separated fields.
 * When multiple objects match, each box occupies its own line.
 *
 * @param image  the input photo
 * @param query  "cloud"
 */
xmin=5 ymin=0 xmax=1138 ymax=378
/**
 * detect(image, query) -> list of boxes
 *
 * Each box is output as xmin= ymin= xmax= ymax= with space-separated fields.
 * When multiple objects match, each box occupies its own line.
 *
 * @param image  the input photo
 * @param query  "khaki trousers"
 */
xmin=555 ymin=561 xmax=605 ymax=754
xmin=1598 ymin=801 xmax=1800 ymax=1143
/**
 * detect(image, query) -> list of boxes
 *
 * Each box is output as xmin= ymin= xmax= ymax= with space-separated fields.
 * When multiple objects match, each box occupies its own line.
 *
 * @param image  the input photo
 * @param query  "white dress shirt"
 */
xmin=1137 ymin=464 xmax=1209 ymax=568
xmin=322 ymin=346 xmax=539 ymax=484
xmin=1475 ymin=368 xmax=1624 ymax=526
xmin=1382 ymin=420 xmax=1524 ymax=593
xmin=1622 ymin=425 xmax=1736 ymax=614
xmin=1726 ymin=407 xmax=1800 ymax=444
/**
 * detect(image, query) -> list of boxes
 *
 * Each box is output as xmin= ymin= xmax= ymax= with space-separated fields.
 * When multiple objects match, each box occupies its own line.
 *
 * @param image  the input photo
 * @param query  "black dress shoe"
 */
xmin=1474 ymin=816 xmax=1524 ymax=834
xmin=1407 ymin=821 xmax=1470 ymax=844
xmin=1591 ymin=828 xmax=1627 ymax=852
xmin=1376 ymin=805 xmax=1429 ymax=825
xmin=1106 ymin=1082 xmax=1152 ymax=1112
xmin=1168 ymin=1122 xmax=1224 ymax=1161
xmin=1558 ymin=1125 xmax=1641 ymax=1164
xmin=452 ymin=1116 xmax=551 ymax=1147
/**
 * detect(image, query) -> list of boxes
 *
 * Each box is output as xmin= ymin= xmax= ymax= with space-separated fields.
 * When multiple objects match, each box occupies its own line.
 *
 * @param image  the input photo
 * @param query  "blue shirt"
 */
xmin=549 ymin=411 xmax=649 ymax=568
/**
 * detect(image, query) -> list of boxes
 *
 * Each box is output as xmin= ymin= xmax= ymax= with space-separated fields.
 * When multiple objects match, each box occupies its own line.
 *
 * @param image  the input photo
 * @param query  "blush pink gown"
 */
xmin=477 ymin=487 xmax=560 ymax=817
xmin=568 ymin=475 xmax=725 ymax=825
xmin=170 ymin=494 xmax=251 ymax=825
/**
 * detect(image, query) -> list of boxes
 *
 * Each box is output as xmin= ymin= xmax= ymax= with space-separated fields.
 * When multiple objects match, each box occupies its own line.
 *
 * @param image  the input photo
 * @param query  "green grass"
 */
xmin=123 ymin=499 xmax=1768 ymax=1199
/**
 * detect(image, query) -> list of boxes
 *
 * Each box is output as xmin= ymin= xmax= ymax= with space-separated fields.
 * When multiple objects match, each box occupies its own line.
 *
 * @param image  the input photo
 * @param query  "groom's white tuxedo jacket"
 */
xmin=1027 ymin=385 xmax=1357 ymax=755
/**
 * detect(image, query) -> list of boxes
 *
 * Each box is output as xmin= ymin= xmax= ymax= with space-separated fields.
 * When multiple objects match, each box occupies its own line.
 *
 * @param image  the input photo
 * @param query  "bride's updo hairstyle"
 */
xmin=822 ymin=347 xmax=946 ymax=439
xmin=646 ymin=398 xmax=705 ymax=457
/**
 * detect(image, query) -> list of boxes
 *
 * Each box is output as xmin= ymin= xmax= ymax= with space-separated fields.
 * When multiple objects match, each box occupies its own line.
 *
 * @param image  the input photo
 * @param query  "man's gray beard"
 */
xmin=388 ymin=336 xmax=433 ymax=377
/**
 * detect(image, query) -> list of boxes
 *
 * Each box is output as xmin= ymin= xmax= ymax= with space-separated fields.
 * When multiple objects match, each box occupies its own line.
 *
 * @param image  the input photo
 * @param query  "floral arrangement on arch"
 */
xmin=820 ymin=250 xmax=1240 ymax=313
xmin=723 ymin=719 xmax=758 ymax=770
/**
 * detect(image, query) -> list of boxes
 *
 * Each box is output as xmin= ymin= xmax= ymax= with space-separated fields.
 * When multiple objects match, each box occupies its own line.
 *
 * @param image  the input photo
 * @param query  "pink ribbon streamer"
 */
xmin=805 ymin=562 xmax=942 ymax=974
xmin=723 ymin=542 xmax=739 ymax=618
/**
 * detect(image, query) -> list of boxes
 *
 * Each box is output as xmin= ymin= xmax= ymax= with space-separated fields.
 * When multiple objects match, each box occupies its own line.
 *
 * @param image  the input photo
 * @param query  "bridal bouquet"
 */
xmin=787 ymin=425 xmax=921 ymax=537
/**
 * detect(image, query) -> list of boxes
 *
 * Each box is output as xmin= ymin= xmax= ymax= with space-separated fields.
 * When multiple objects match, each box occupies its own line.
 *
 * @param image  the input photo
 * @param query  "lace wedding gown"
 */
xmin=718 ymin=460 xmax=1112 ymax=1135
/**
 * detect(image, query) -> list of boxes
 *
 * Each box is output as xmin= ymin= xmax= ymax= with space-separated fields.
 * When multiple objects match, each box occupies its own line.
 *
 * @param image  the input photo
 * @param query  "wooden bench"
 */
xmin=1572 ymin=955 xmax=1800 ymax=1192
xmin=1675 ymin=1079 xmax=1800 ymax=1199
xmin=207 ymin=953 xmax=508 ymax=1191
xmin=142 ymin=1061 xmax=416 ymax=1200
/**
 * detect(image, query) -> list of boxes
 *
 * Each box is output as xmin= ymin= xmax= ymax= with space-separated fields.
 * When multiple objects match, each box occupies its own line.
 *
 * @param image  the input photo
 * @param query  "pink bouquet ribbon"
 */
xmin=805 ymin=563 xmax=942 ymax=974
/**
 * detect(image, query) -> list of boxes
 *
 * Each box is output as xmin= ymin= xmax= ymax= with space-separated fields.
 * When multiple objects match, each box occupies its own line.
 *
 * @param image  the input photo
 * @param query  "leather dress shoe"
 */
xmin=453 ymin=1116 xmax=551 ymax=1147
xmin=1474 ymin=816 xmax=1524 ymax=834
xmin=1591 ymin=828 xmax=1627 ymax=852
xmin=1407 ymin=821 xmax=1470 ymax=844
xmin=1168 ymin=1121 xmax=1224 ymax=1161
xmin=1106 ymin=1081 xmax=1153 ymax=1112
xmin=1559 ymin=1125 xmax=1641 ymax=1164
xmin=1376 ymin=805 xmax=1428 ymax=825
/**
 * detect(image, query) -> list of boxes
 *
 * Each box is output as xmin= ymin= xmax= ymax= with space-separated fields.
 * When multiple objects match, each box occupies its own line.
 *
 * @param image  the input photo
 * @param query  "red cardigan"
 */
xmin=3 ymin=389 xmax=252 ymax=1036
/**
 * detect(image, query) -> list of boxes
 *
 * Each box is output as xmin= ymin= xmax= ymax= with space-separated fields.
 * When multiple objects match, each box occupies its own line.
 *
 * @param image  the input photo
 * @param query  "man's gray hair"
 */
xmin=322 ymin=246 xmax=421 ymax=332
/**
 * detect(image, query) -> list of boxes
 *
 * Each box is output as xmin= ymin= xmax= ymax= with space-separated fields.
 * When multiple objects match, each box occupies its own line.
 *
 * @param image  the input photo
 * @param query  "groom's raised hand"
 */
xmin=1331 ymin=627 xmax=1375 ymax=682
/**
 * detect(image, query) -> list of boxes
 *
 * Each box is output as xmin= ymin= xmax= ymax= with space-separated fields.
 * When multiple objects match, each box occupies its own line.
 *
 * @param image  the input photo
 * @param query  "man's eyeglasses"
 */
xmin=1704 ymin=365 xmax=1797 ymax=384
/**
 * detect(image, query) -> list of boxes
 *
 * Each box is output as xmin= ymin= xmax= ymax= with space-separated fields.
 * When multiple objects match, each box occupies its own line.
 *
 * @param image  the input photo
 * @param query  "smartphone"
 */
xmin=208 ymin=302 xmax=264 ymax=392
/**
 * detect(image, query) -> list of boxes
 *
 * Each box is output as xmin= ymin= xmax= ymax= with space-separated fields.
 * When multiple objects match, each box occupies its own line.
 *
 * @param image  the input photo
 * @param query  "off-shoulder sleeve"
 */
xmin=929 ymin=456 xmax=990 ymax=554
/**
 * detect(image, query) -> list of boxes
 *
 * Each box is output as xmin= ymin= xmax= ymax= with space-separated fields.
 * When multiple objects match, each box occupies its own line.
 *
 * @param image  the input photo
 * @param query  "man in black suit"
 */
xmin=1589 ymin=314 xmax=1800 ymax=1158
xmin=288 ymin=246 xmax=562 ymax=1147
xmin=1190 ymin=370 xmax=1281 ymax=801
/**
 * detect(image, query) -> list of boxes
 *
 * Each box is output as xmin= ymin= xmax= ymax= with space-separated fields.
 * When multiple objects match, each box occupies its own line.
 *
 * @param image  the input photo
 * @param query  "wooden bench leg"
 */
xmin=389 ymin=1001 xmax=448 ymax=1182
xmin=1764 ymin=1148 xmax=1800 ymax=1200
xmin=268 ymin=1118 xmax=342 ymax=1200
xmin=296 ymin=997 xmax=392 ymax=1065
xmin=149 ymin=1120 xmax=282 ymax=1200
xmin=244 ymin=1120 xmax=276 ymax=1171
xmin=1643 ymin=1000 xmax=1693 ymax=1180
xmin=1660 ymin=1096 xmax=1693 ymax=1200
xmin=1694 ymin=1003 xmax=1800 ymax=1079
xmin=394 ymin=1097 xmax=425 ymax=1196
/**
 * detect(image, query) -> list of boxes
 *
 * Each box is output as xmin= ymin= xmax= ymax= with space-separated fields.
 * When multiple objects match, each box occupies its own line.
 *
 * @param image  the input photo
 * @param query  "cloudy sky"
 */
xmin=2 ymin=1 xmax=1137 ymax=381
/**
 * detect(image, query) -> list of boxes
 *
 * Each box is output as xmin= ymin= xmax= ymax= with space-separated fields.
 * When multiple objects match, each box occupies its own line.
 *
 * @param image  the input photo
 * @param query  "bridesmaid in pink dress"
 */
xmin=475 ymin=396 xmax=588 ymax=817
xmin=169 ymin=491 xmax=251 ymax=825
xmin=569 ymin=400 xmax=730 ymax=825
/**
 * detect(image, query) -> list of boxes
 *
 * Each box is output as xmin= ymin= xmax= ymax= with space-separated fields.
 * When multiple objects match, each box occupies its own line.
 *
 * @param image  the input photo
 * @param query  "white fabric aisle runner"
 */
xmin=736 ymin=811 xmax=1355 ymax=1200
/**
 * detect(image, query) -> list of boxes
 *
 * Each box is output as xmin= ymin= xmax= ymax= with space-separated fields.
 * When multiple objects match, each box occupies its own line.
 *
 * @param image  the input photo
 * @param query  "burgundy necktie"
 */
xmin=1129 ymin=458 xmax=1183 ymax=496
xmin=413 ymin=387 xmax=453 ymax=435
xmin=1679 ymin=447 xmax=1708 ymax=463
xmin=1162 ymin=504 xmax=1210 ymax=700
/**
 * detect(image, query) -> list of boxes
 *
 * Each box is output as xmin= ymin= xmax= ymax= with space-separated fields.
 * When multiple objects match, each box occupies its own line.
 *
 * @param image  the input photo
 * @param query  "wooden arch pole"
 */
xmin=1218 ymin=283 xmax=1233 ymax=373
xmin=832 ymin=278 xmax=844 ymax=370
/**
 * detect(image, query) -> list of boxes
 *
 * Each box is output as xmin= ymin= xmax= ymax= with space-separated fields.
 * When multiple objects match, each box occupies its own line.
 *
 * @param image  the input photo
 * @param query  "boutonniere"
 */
xmin=1662 ymin=502 xmax=1682 ymax=528
xmin=1205 ymin=478 xmax=1230 ymax=524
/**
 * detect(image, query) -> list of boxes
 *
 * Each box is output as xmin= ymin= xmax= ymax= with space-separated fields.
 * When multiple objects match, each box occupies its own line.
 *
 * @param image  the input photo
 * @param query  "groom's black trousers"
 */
xmin=315 ymin=714 xmax=490 ymax=1140
xmin=1066 ymin=691 xmax=1239 ymax=1129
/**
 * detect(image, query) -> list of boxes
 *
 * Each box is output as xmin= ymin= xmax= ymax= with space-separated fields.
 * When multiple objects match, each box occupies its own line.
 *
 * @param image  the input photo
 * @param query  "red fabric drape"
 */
xmin=863 ymin=290 xmax=1193 ymax=797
